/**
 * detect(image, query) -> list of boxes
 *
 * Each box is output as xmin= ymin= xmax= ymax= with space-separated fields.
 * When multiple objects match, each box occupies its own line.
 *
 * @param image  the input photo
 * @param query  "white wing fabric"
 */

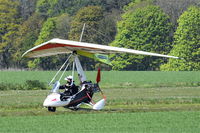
xmin=22 ymin=38 xmax=178 ymax=59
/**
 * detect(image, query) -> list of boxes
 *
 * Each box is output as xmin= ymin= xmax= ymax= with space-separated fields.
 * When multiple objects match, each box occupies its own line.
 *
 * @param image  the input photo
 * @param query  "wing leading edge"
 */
xmin=22 ymin=38 xmax=179 ymax=59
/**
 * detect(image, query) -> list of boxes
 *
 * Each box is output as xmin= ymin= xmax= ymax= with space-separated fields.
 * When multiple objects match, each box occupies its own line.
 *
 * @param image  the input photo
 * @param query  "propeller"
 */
xmin=95 ymin=68 xmax=106 ymax=99
xmin=91 ymin=68 xmax=106 ymax=110
xmin=96 ymin=68 xmax=101 ymax=83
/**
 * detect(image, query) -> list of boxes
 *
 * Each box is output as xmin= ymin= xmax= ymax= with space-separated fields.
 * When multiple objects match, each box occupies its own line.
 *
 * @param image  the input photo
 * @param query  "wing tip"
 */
xmin=22 ymin=52 xmax=28 ymax=58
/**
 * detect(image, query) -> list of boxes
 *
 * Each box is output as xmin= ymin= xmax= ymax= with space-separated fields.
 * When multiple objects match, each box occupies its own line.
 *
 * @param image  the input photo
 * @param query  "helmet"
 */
xmin=64 ymin=75 xmax=73 ymax=80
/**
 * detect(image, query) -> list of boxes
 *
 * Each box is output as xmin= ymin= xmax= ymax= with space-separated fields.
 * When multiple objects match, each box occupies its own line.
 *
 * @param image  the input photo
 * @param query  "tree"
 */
xmin=55 ymin=13 xmax=71 ymax=39
xmin=69 ymin=5 xmax=118 ymax=45
xmin=29 ymin=14 xmax=71 ymax=70
xmin=160 ymin=6 xmax=200 ymax=71
xmin=36 ymin=0 xmax=63 ymax=18
xmin=18 ymin=0 xmax=38 ymax=20
xmin=12 ymin=13 xmax=44 ymax=68
xmin=38 ymin=0 xmax=132 ymax=16
xmin=34 ymin=17 xmax=57 ymax=45
xmin=110 ymin=2 xmax=173 ymax=70
xmin=69 ymin=6 xmax=105 ymax=70
xmin=104 ymin=0 xmax=133 ymax=11
xmin=35 ymin=13 xmax=71 ymax=45
xmin=69 ymin=6 xmax=103 ymax=42
xmin=0 ymin=0 xmax=20 ymax=68
xmin=154 ymin=0 xmax=200 ymax=28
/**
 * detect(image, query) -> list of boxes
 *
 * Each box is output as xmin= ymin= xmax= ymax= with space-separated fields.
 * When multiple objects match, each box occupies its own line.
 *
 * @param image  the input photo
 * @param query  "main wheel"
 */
xmin=48 ymin=107 xmax=56 ymax=112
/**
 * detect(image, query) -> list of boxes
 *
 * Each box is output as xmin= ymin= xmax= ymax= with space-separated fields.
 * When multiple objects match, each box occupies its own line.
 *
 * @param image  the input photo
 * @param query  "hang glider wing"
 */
xmin=22 ymin=38 xmax=179 ymax=59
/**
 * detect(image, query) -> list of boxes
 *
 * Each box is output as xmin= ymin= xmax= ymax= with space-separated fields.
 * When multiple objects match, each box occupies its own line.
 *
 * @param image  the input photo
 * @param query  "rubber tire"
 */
xmin=48 ymin=107 xmax=56 ymax=112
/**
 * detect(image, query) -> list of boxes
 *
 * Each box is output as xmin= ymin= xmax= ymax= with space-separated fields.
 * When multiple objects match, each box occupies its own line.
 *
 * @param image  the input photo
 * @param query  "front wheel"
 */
xmin=48 ymin=107 xmax=56 ymax=112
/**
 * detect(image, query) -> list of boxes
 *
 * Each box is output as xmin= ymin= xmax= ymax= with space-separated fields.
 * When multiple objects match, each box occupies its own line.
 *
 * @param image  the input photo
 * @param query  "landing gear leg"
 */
xmin=48 ymin=107 xmax=56 ymax=112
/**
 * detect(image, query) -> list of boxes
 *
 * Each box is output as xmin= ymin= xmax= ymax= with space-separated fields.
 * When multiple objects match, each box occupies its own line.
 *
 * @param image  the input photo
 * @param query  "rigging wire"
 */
xmin=49 ymin=53 xmax=72 ymax=85
xmin=58 ymin=60 xmax=71 ymax=82
xmin=85 ymin=25 xmax=113 ymax=45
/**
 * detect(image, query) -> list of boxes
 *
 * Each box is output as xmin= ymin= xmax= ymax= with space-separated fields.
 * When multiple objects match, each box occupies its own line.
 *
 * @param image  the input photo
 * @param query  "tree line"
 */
xmin=0 ymin=0 xmax=199 ymax=71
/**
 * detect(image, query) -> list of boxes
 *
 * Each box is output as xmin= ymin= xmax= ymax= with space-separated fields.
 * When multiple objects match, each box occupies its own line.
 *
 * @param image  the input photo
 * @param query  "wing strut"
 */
xmin=75 ymin=55 xmax=87 ymax=83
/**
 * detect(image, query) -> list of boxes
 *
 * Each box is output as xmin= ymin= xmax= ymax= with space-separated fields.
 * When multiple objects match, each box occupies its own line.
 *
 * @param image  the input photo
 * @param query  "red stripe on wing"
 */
xmin=32 ymin=43 xmax=98 ymax=52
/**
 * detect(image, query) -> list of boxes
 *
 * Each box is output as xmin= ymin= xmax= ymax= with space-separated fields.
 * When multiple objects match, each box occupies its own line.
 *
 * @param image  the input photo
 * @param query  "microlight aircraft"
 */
xmin=22 ymin=38 xmax=178 ymax=112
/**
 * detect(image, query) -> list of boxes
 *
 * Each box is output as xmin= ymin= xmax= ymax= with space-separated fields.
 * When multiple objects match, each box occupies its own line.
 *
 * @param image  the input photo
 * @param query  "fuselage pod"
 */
xmin=43 ymin=93 xmax=71 ymax=107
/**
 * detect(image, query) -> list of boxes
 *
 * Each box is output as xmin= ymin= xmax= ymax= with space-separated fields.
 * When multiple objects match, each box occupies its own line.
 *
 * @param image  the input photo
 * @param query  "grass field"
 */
xmin=0 ymin=71 xmax=200 ymax=88
xmin=1 ymin=86 xmax=200 ymax=115
xmin=0 ymin=71 xmax=200 ymax=133
xmin=0 ymin=111 xmax=200 ymax=133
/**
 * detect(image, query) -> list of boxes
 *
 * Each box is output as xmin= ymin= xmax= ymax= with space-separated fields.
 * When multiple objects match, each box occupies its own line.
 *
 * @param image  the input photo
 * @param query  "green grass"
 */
xmin=0 ymin=71 xmax=200 ymax=88
xmin=1 ymin=86 xmax=200 ymax=116
xmin=0 ymin=111 xmax=200 ymax=133
xmin=0 ymin=71 xmax=200 ymax=133
xmin=0 ymin=71 xmax=199 ymax=113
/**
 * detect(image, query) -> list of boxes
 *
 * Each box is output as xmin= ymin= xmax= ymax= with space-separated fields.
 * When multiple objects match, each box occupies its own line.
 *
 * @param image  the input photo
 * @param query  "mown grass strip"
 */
xmin=0 ymin=87 xmax=200 ymax=117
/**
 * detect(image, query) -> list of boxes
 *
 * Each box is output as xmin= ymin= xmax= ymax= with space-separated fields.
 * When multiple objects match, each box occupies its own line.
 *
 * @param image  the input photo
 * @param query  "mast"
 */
xmin=73 ymin=23 xmax=87 ymax=83
xmin=79 ymin=23 xmax=86 ymax=42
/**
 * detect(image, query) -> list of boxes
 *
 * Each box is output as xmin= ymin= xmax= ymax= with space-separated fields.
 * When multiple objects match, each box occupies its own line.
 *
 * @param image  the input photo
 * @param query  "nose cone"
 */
xmin=43 ymin=98 xmax=51 ymax=106
xmin=43 ymin=93 xmax=60 ymax=107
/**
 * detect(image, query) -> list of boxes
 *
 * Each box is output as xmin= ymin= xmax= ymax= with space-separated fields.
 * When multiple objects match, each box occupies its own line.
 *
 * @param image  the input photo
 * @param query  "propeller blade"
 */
xmin=96 ymin=68 xmax=101 ymax=83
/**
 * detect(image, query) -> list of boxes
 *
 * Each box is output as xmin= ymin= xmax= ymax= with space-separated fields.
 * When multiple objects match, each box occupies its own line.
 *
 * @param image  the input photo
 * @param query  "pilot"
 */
xmin=59 ymin=75 xmax=78 ymax=96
